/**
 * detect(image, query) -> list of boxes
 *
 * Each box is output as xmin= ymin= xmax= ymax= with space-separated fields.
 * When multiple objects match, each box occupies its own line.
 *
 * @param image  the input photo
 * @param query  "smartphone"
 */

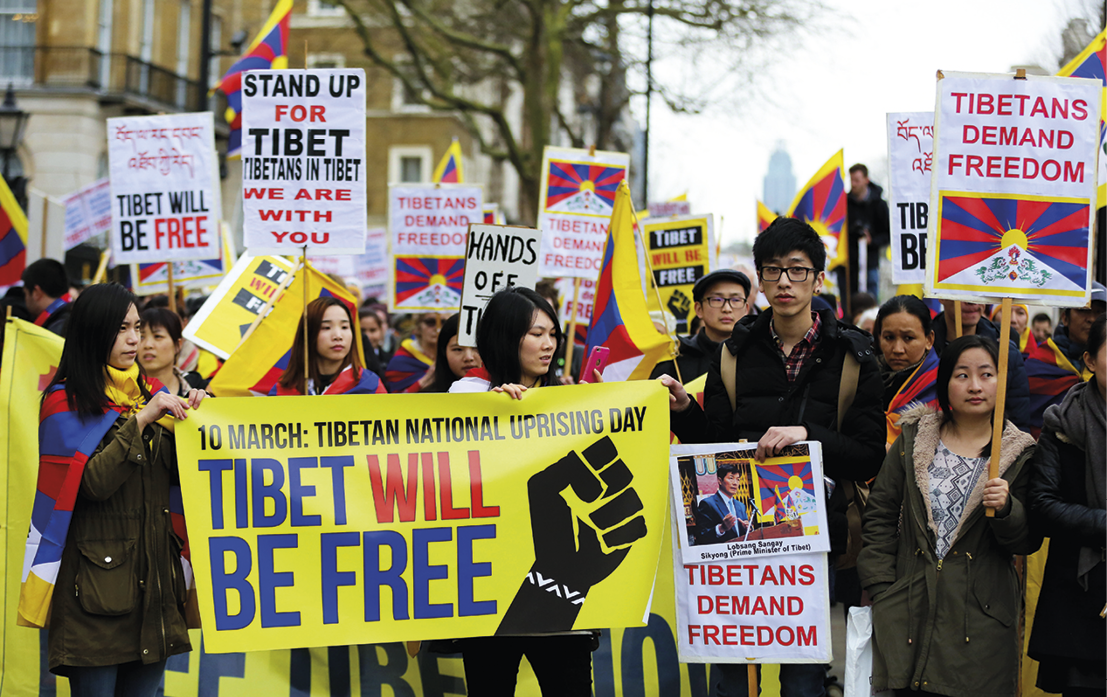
xmin=579 ymin=346 xmax=610 ymax=383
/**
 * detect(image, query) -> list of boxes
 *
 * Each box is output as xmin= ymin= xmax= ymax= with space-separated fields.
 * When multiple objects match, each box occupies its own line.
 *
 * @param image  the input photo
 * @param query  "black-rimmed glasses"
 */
xmin=703 ymin=296 xmax=746 ymax=309
xmin=759 ymin=266 xmax=816 ymax=282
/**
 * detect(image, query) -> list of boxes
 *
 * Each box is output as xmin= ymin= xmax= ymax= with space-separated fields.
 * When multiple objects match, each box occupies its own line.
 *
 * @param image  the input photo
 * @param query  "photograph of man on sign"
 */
xmin=694 ymin=461 xmax=752 ymax=544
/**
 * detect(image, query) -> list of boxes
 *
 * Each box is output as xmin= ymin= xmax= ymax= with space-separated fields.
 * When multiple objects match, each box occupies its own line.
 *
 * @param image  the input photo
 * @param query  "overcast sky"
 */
xmin=641 ymin=0 xmax=1104 ymax=246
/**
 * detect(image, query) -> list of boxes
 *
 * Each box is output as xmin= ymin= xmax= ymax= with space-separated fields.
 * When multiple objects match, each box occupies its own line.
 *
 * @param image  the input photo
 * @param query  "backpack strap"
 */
xmin=720 ymin=343 xmax=737 ymax=414
xmin=837 ymin=350 xmax=860 ymax=431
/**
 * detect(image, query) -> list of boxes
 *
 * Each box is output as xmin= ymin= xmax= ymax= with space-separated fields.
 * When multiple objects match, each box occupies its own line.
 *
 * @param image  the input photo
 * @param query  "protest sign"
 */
xmin=458 ymin=224 xmax=542 ymax=346
xmin=241 ymin=69 xmax=367 ymax=255
xmin=176 ymin=382 xmax=670 ymax=653
xmin=648 ymin=200 xmax=692 ymax=218
xmin=482 ymin=203 xmax=506 ymax=225
xmin=132 ymin=222 xmax=234 ymax=295
xmin=354 ymin=227 xmax=389 ymax=299
xmin=182 ymin=254 xmax=295 ymax=358
xmin=670 ymin=442 xmax=829 ymax=565
xmin=108 ymin=112 xmax=222 ymax=264
xmin=389 ymin=183 xmax=483 ymax=311
xmin=926 ymin=72 xmax=1100 ymax=306
xmin=62 ymin=178 xmax=112 ymax=250
xmin=887 ymin=112 xmax=933 ymax=284
xmin=537 ymin=146 xmax=630 ymax=279
xmin=642 ymin=216 xmax=714 ymax=334
xmin=672 ymin=519 xmax=832 ymax=664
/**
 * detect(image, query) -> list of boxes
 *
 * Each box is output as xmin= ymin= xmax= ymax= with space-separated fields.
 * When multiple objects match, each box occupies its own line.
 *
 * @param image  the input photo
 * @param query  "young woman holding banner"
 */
xmin=1027 ymin=314 xmax=1106 ymax=697
xmin=858 ymin=335 xmax=1039 ymax=697
xmin=21 ymin=283 xmax=204 ymax=696
xmin=270 ymin=296 xmax=386 ymax=396
xmin=447 ymin=286 xmax=598 ymax=696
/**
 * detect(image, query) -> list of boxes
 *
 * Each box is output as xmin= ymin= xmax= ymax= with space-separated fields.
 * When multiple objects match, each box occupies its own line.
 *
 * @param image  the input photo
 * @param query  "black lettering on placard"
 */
xmin=900 ymin=233 xmax=928 ymax=271
xmin=466 ymin=230 xmax=538 ymax=265
xmin=231 ymin=288 xmax=268 ymax=314
xmin=653 ymin=265 xmax=705 ymax=287
xmin=650 ymin=226 xmax=704 ymax=250
xmin=896 ymin=201 xmax=930 ymax=230
xmin=119 ymin=219 xmax=149 ymax=251
xmin=254 ymin=260 xmax=288 ymax=283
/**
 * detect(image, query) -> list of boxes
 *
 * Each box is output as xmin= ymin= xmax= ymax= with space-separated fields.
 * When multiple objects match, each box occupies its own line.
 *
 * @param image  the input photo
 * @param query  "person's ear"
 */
xmin=925 ymin=331 xmax=935 ymax=351
xmin=813 ymin=271 xmax=824 ymax=295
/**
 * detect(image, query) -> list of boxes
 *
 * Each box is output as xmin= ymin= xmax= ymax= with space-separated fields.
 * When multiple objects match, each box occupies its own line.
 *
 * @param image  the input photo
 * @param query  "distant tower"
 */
xmin=763 ymin=142 xmax=796 ymax=214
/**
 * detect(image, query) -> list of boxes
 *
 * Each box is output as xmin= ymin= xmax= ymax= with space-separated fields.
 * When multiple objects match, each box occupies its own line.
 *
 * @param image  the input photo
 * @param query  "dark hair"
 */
xmin=1086 ymin=313 xmax=1106 ymax=363
xmin=874 ymin=295 xmax=933 ymax=344
xmin=1031 ymin=313 xmax=1051 ymax=325
xmin=716 ymin=462 xmax=738 ymax=480
xmin=848 ymin=163 xmax=869 ymax=177
xmin=278 ymin=297 xmax=363 ymax=393
xmin=753 ymin=217 xmax=826 ymax=273
xmin=140 ymin=307 xmax=183 ymax=346
xmin=431 ymin=314 xmax=463 ymax=392
xmin=43 ymin=283 xmax=144 ymax=416
xmin=22 ymin=258 xmax=69 ymax=298
xmin=850 ymin=292 xmax=878 ymax=317
xmin=936 ymin=335 xmax=1002 ymax=456
xmin=477 ymin=287 xmax=562 ymax=388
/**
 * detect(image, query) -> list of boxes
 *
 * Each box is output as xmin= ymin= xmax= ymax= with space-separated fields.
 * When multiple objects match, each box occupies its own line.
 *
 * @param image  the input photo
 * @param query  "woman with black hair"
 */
xmin=427 ymin=313 xmax=481 ymax=393
xmin=858 ymin=334 xmax=1039 ymax=697
xmin=138 ymin=307 xmax=208 ymax=397
xmin=270 ymin=296 xmax=386 ymax=395
xmin=1028 ymin=313 xmax=1106 ymax=697
xmin=875 ymin=295 xmax=939 ymax=447
xmin=20 ymin=283 xmax=204 ymax=696
xmin=446 ymin=286 xmax=598 ymax=695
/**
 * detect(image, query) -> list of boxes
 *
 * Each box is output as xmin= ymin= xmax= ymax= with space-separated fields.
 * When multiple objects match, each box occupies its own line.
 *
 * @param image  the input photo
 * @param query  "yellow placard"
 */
xmin=182 ymin=254 xmax=295 ymax=359
xmin=643 ymin=216 xmax=714 ymax=333
xmin=176 ymin=382 xmax=671 ymax=654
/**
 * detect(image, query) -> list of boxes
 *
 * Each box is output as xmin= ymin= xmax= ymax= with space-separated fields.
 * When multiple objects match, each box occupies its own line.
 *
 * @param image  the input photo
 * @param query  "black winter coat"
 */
xmin=671 ymin=308 xmax=887 ymax=551
xmin=1027 ymin=425 xmax=1106 ymax=665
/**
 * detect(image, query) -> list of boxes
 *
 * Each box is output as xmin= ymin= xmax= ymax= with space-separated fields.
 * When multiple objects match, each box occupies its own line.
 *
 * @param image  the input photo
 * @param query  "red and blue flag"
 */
xmin=1023 ymin=337 xmax=1091 ymax=438
xmin=0 ymin=172 xmax=27 ymax=287
xmin=1057 ymin=29 xmax=1106 ymax=207
xmin=756 ymin=461 xmax=815 ymax=515
xmin=545 ymin=161 xmax=625 ymax=214
xmin=787 ymin=150 xmax=847 ymax=269
xmin=885 ymin=347 xmax=940 ymax=445
xmin=394 ymin=257 xmax=465 ymax=308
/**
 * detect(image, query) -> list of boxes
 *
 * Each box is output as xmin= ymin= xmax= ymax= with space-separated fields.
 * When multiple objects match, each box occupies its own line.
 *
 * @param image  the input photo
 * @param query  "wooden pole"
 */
xmin=167 ymin=263 xmax=177 ymax=314
xmin=565 ymin=277 xmax=581 ymax=376
xmin=91 ymin=250 xmax=111 ymax=284
xmin=302 ymin=246 xmax=309 ymax=391
xmin=747 ymin=665 xmax=758 ymax=697
xmin=986 ymin=297 xmax=1012 ymax=517
xmin=954 ymin=301 xmax=963 ymax=338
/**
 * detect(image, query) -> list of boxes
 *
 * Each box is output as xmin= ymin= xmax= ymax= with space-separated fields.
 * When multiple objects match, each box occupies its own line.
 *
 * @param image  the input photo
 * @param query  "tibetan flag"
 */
xmin=394 ymin=256 xmax=465 ymax=308
xmin=0 ymin=172 xmax=27 ymax=286
xmin=384 ymin=338 xmax=434 ymax=393
xmin=545 ymin=162 xmax=625 ymax=214
xmin=1057 ymin=28 xmax=1106 ymax=207
xmin=933 ymin=194 xmax=1089 ymax=297
xmin=433 ymin=139 xmax=464 ymax=183
xmin=585 ymin=180 xmax=672 ymax=381
xmin=1023 ymin=336 xmax=1091 ymax=438
xmin=212 ymin=0 xmax=292 ymax=158
xmin=755 ymin=461 xmax=815 ymax=519
xmin=207 ymin=261 xmax=362 ymax=397
xmin=757 ymin=199 xmax=777 ymax=234
xmin=787 ymin=150 xmax=847 ymax=270
xmin=885 ymin=347 xmax=940 ymax=445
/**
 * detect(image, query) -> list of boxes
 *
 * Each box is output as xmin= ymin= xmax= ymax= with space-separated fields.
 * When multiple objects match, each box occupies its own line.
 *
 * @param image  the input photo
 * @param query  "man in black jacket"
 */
xmin=652 ymin=269 xmax=750 ymax=382
xmin=845 ymin=164 xmax=889 ymax=305
xmin=22 ymin=258 xmax=71 ymax=337
xmin=660 ymin=217 xmax=885 ymax=697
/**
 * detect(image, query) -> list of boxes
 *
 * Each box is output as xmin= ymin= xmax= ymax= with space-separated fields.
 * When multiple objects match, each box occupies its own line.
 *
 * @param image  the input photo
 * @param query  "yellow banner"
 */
xmin=176 ymin=382 xmax=670 ymax=653
xmin=643 ymin=216 xmax=714 ymax=334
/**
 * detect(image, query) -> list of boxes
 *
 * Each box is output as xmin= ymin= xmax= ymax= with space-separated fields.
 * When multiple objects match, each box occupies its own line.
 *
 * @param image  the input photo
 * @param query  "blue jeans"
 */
xmin=67 ymin=659 xmax=167 ymax=697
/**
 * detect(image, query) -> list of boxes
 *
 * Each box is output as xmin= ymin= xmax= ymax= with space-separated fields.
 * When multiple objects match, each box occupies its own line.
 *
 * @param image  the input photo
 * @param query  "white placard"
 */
xmin=108 ymin=112 xmax=222 ymax=264
xmin=925 ymin=72 xmax=1100 ymax=306
xmin=354 ymin=227 xmax=389 ymax=299
xmin=62 ymin=178 xmax=112 ymax=250
xmin=389 ymin=183 xmax=483 ymax=311
xmin=887 ymin=112 xmax=933 ymax=284
xmin=241 ymin=69 xmax=367 ymax=255
xmin=536 ymin=146 xmax=630 ymax=279
xmin=457 ymin=224 xmax=542 ymax=346
xmin=649 ymin=200 xmax=692 ymax=217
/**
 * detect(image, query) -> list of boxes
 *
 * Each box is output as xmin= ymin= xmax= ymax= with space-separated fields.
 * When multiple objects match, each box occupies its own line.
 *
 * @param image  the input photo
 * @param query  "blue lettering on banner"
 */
xmin=258 ymin=533 xmax=299 ymax=628
xmin=210 ymin=536 xmax=255 ymax=630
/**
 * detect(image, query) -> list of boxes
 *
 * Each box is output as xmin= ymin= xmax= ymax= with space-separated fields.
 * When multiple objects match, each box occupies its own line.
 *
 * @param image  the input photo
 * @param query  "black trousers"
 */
xmin=460 ymin=635 xmax=594 ymax=696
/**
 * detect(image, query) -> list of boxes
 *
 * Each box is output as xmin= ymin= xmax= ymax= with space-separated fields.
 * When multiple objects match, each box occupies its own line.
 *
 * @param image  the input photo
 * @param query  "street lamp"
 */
xmin=0 ymin=84 xmax=29 ymax=180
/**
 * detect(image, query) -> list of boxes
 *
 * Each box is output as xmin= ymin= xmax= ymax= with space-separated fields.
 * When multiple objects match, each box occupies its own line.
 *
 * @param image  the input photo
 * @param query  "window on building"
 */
xmin=390 ymin=56 xmax=430 ymax=112
xmin=388 ymin=146 xmax=432 ymax=184
xmin=307 ymin=0 xmax=345 ymax=17
xmin=0 ymin=0 xmax=36 ymax=84
xmin=97 ymin=0 xmax=112 ymax=88
xmin=400 ymin=157 xmax=422 ymax=183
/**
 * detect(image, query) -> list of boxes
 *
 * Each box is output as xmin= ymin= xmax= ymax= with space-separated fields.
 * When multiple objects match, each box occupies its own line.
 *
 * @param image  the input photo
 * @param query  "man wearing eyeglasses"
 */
xmin=651 ymin=269 xmax=751 ymax=382
xmin=660 ymin=217 xmax=885 ymax=697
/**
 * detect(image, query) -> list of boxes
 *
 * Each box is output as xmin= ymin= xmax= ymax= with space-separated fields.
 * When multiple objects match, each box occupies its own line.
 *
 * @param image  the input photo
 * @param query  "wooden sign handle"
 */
xmin=564 ymin=277 xmax=582 ymax=377
xmin=986 ymin=297 xmax=1012 ymax=517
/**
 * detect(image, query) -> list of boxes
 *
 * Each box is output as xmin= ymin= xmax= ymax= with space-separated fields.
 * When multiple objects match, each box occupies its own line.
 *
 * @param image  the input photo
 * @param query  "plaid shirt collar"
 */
xmin=771 ymin=311 xmax=822 ymax=382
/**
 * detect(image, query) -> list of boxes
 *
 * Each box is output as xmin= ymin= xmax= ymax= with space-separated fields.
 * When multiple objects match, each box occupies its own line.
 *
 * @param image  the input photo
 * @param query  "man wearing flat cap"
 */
xmin=652 ymin=269 xmax=751 ymax=382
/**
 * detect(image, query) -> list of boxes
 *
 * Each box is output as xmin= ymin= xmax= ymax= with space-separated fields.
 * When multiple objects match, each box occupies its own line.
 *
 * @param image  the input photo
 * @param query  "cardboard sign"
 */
xmin=62 ymin=178 xmax=112 ymax=250
xmin=887 ymin=112 xmax=934 ymax=284
xmin=536 ymin=146 xmax=630 ymax=279
xmin=457 ymin=224 xmax=542 ymax=347
xmin=176 ymin=382 xmax=670 ymax=653
xmin=642 ymin=215 xmax=714 ymax=334
xmin=241 ymin=69 xmax=368 ymax=255
xmin=925 ymin=72 xmax=1100 ymax=306
xmin=670 ymin=442 xmax=829 ymax=565
xmin=182 ymin=254 xmax=295 ymax=359
xmin=131 ymin=224 xmax=235 ymax=295
xmin=108 ymin=112 xmax=222 ymax=263
xmin=389 ymin=183 xmax=483 ymax=311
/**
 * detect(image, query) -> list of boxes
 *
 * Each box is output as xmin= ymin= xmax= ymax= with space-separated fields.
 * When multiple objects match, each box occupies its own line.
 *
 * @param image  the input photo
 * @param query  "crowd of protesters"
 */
xmin=4 ymin=206 xmax=1104 ymax=697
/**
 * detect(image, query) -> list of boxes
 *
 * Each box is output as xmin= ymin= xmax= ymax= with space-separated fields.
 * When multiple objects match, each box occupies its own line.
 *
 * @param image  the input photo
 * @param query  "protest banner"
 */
xmin=457 ymin=224 xmax=542 ymax=346
xmin=642 ymin=215 xmax=714 ymax=334
xmin=62 ymin=178 xmax=112 ymax=250
xmin=925 ymin=71 xmax=1100 ymax=306
xmin=672 ymin=518 xmax=832 ymax=664
xmin=354 ymin=227 xmax=389 ymax=299
xmin=648 ymin=200 xmax=692 ymax=218
xmin=176 ymin=382 xmax=670 ymax=653
xmin=887 ymin=112 xmax=934 ymax=284
xmin=131 ymin=222 xmax=235 ymax=296
xmin=389 ymin=183 xmax=483 ymax=311
xmin=241 ymin=69 xmax=368 ymax=255
xmin=108 ymin=112 xmax=222 ymax=264
xmin=670 ymin=442 xmax=829 ymax=565
xmin=536 ymin=146 xmax=630 ymax=279
xmin=182 ymin=254 xmax=295 ymax=359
